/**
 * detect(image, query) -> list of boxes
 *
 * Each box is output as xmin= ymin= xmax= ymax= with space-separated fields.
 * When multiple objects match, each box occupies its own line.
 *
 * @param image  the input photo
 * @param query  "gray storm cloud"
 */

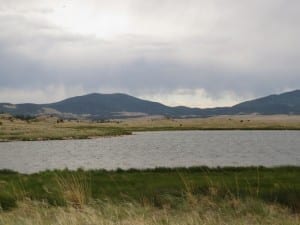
xmin=0 ymin=0 xmax=299 ymax=106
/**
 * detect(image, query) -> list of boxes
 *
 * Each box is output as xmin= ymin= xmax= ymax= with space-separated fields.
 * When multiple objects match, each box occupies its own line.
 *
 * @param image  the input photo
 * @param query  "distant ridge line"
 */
xmin=0 ymin=90 xmax=299 ymax=119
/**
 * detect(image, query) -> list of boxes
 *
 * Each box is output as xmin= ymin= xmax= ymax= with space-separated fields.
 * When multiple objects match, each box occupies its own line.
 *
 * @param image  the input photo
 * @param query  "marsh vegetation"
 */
xmin=0 ymin=167 xmax=299 ymax=224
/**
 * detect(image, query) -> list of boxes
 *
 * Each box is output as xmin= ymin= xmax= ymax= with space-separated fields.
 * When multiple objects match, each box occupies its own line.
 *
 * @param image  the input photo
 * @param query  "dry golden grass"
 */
xmin=1 ymin=114 xmax=300 ymax=141
xmin=104 ymin=115 xmax=300 ymax=130
xmin=55 ymin=173 xmax=91 ymax=208
xmin=0 ymin=114 xmax=129 ymax=141
xmin=0 ymin=197 xmax=299 ymax=225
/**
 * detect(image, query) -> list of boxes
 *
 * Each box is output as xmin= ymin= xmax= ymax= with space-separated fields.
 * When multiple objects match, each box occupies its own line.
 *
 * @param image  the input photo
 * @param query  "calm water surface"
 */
xmin=0 ymin=131 xmax=299 ymax=173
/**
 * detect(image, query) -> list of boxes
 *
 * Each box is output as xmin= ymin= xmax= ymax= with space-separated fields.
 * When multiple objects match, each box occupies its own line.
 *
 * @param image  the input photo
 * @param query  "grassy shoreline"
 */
xmin=0 ymin=166 xmax=299 ymax=224
xmin=1 ymin=114 xmax=300 ymax=142
xmin=1 ymin=166 xmax=299 ymax=210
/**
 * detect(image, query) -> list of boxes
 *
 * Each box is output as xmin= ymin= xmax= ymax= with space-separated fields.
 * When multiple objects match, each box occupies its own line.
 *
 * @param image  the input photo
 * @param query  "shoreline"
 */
xmin=1 ymin=127 xmax=300 ymax=143
xmin=1 ymin=165 xmax=299 ymax=174
xmin=2 ymin=114 xmax=300 ymax=142
xmin=1 ymin=166 xmax=299 ymax=212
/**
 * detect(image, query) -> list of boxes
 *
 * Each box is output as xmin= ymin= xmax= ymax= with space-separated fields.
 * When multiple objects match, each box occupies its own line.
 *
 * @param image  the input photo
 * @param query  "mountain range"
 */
xmin=0 ymin=90 xmax=300 ymax=119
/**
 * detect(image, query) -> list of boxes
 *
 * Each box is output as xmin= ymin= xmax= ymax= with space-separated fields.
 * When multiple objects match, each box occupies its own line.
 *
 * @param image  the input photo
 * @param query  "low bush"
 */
xmin=0 ymin=193 xmax=16 ymax=211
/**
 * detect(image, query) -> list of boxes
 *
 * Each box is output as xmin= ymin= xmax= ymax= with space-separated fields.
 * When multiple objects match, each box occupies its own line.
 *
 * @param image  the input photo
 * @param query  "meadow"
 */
xmin=1 ymin=114 xmax=300 ymax=141
xmin=0 ymin=167 xmax=299 ymax=224
xmin=0 ymin=114 xmax=130 ymax=141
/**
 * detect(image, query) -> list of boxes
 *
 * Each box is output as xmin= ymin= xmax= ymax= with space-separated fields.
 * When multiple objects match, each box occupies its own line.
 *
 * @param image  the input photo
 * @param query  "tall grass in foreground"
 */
xmin=1 ymin=167 xmax=300 ymax=211
xmin=55 ymin=173 xmax=91 ymax=208
xmin=0 ymin=196 xmax=299 ymax=224
xmin=0 ymin=170 xmax=299 ymax=225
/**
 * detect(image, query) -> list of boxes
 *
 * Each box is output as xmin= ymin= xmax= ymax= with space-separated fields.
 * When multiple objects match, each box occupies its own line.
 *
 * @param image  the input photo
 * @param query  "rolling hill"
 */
xmin=0 ymin=90 xmax=299 ymax=119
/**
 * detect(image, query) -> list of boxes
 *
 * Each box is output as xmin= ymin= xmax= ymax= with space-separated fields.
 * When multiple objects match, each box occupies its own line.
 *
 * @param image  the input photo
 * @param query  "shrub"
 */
xmin=0 ymin=193 xmax=17 ymax=211
xmin=14 ymin=115 xmax=36 ymax=121
xmin=57 ymin=119 xmax=64 ymax=123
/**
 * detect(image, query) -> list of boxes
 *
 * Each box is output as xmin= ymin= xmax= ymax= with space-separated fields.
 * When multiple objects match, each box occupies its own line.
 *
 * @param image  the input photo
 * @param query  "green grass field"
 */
xmin=1 ymin=167 xmax=299 ymax=211
xmin=0 ymin=167 xmax=299 ymax=224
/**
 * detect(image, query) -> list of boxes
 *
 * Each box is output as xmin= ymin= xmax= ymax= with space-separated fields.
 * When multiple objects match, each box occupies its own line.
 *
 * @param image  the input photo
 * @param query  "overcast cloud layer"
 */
xmin=0 ymin=0 xmax=299 ymax=107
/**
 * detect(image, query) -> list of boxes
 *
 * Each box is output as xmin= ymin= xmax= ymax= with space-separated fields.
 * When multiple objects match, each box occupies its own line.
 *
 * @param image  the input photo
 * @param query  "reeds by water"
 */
xmin=0 ymin=167 xmax=300 ymax=224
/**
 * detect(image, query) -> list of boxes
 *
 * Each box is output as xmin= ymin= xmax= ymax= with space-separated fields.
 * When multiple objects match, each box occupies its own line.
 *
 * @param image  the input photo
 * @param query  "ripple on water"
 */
xmin=0 ymin=130 xmax=299 ymax=173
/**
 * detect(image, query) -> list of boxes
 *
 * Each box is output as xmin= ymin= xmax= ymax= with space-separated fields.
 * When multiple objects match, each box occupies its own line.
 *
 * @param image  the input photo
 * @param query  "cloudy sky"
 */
xmin=0 ymin=0 xmax=299 ymax=107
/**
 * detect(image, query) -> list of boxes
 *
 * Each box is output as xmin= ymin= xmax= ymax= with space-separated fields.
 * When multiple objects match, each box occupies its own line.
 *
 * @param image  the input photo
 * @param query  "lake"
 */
xmin=0 ymin=130 xmax=299 ymax=173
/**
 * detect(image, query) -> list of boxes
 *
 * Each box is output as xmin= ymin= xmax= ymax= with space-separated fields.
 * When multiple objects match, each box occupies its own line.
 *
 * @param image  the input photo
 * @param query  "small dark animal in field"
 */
xmin=57 ymin=119 xmax=64 ymax=123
